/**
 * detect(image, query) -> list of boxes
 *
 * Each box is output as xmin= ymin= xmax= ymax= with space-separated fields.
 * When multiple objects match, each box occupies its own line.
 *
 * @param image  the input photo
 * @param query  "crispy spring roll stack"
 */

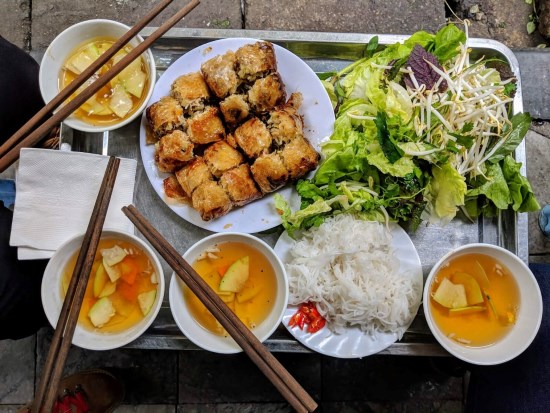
xmin=145 ymin=41 xmax=321 ymax=221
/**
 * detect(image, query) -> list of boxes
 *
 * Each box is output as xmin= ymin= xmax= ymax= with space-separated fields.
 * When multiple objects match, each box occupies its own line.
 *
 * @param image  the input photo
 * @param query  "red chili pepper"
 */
xmin=288 ymin=302 xmax=326 ymax=334
xmin=308 ymin=316 xmax=326 ymax=333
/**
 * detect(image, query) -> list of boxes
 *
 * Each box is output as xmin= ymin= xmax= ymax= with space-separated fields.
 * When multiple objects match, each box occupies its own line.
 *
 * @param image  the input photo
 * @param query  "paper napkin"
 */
xmin=10 ymin=148 xmax=137 ymax=260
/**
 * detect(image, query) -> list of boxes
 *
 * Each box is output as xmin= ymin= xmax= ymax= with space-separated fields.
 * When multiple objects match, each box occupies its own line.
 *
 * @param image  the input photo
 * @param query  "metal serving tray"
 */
xmin=61 ymin=28 xmax=527 ymax=356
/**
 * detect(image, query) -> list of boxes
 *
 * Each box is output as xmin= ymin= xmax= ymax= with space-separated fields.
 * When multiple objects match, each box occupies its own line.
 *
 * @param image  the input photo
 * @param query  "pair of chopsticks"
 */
xmin=0 ymin=0 xmax=200 ymax=173
xmin=122 ymin=205 xmax=319 ymax=413
xmin=33 ymin=157 xmax=120 ymax=413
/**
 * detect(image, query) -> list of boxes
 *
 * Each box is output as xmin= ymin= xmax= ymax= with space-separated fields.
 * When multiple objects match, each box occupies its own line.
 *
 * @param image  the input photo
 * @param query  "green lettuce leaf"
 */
xmin=366 ymin=150 xmax=415 ymax=177
xmin=321 ymin=80 xmax=338 ymax=110
xmin=489 ymin=112 xmax=531 ymax=163
xmin=467 ymin=162 xmax=510 ymax=210
xmin=423 ymin=163 xmax=467 ymax=225
xmin=501 ymin=155 xmax=540 ymax=212
xmin=433 ymin=24 xmax=466 ymax=62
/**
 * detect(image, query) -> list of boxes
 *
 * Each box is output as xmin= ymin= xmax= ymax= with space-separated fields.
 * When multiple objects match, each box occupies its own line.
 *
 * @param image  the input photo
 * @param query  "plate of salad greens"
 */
xmin=275 ymin=23 xmax=539 ymax=236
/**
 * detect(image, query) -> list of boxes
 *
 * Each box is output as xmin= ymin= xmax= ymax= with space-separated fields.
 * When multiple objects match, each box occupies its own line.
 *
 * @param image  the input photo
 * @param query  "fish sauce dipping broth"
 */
xmin=60 ymin=37 xmax=150 ymax=126
xmin=185 ymin=241 xmax=278 ymax=336
xmin=429 ymin=252 xmax=520 ymax=347
xmin=61 ymin=237 xmax=159 ymax=333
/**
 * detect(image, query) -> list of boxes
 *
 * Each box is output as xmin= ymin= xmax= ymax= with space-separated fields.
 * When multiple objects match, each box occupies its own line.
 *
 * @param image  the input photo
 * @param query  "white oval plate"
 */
xmin=273 ymin=223 xmax=423 ymax=358
xmin=139 ymin=38 xmax=335 ymax=233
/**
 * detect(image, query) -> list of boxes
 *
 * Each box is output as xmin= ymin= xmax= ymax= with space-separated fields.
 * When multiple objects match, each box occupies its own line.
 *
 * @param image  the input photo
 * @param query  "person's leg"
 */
xmin=0 ymin=36 xmax=49 ymax=339
xmin=0 ymin=205 xmax=48 ymax=339
xmin=0 ymin=36 xmax=44 ymax=139
xmin=465 ymin=263 xmax=550 ymax=413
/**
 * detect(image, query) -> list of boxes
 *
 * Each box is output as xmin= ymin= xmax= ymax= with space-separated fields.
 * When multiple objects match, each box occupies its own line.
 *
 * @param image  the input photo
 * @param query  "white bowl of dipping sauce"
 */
xmin=41 ymin=229 xmax=164 ymax=351
xmin=423 ymin=243 xmax=542 ymax=365
xmin=169 ymin=232 xmax=288 ymax=354
xmin=39 ymin=19 xmax=156 ymax=133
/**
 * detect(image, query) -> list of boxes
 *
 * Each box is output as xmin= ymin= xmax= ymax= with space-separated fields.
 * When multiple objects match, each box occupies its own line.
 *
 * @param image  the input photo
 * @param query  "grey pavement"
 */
xmin=1 ymin=0 xmax=549 ymax=411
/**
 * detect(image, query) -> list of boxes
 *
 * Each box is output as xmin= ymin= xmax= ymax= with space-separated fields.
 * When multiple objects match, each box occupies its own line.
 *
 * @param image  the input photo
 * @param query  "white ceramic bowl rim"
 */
xmin=41 ymin=229 xmax=165 ymax=351
xmin=39 ymin=19 xmax=156 ymax=133
xmin=169 ymin=232 xmax=289 ymax=354
xmin=423 ymin=243 xmax=543 ymax=365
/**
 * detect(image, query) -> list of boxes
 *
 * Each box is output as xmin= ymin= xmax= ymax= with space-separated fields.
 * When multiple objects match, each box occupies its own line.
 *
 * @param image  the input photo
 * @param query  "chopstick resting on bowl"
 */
xmin=32 ymin=157 xmax=120 ymax=413
xmin=0 ymin=0 xmax=200 ymax=173
xmin=122 ymin=205 xmax=319 ymax=413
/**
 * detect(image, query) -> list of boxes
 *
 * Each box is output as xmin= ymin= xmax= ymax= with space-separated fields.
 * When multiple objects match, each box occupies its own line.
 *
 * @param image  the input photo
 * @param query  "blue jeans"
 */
xmin=466 ymin=263 xmax=550 ymax=413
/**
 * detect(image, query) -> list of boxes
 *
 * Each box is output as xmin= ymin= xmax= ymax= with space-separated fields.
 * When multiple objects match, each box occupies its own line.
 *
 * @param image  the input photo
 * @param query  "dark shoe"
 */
xmin=56 ymin=369 xmax=125 ymax=413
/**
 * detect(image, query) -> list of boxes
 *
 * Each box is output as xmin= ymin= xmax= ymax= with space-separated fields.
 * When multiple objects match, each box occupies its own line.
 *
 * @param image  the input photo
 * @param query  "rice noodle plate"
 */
xmin=285 ymin=214 xmax=421 ymax=337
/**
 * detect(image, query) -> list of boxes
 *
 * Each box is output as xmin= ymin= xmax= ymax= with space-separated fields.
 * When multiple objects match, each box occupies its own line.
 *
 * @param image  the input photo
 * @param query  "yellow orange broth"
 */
xmin=429 ymin=252 xmax=520 ymax=347
xmin=60 ymin=37 xmax=149 ymax=126
xmin=184 ymin=242 xmax=277 ymax=336
xmin=61 ymin=238 xmax=158 ymax=333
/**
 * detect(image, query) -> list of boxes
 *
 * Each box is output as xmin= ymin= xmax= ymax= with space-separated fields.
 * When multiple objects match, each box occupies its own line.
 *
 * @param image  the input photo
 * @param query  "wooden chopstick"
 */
xmin=33 ymin=157 xmax=121 ymax=413
xmin=0 ymin=0 xmax=200 ymax=173
xmin=122 ymin=205 xmax=318 ymax=413
xmin=0 ymin=0 xmax=175 ymax=162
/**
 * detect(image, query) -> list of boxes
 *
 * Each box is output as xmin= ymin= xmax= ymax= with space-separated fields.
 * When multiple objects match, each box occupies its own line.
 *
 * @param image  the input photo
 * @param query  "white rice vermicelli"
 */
xmin=286 ymin=214 xmax=421 ymax=337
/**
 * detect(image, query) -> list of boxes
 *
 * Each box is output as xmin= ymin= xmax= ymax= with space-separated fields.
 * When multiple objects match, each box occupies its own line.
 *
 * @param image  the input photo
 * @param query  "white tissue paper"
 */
xmin=10 ymin=148 xmax=137 ymax=260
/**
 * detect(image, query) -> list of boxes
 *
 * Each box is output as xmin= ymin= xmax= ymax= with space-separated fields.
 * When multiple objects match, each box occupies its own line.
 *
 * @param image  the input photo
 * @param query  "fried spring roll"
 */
xmin=248 ymin=73 xmax=286 ymax=113
xmin=175 ymin=157 xmax=213 ymax=197
xmin=204 ymin=140 xmax=244 ymax=178
xmin=187 ymin=106 xmax=226 ymax=145
xmin=233 ymin=117 xmax=272 ymax=158
xmin=201 ymin=50 xmax=239 ymax=99
xmin=191 ymin=181 xmax=233 ymax=221
xmin=146 ymin=96 xmax=185 ymax=141
xmin=220 ymin=164 xmax=262 ymax=206
xmin=235 ymin=41 xmax=277 ymax=81
xmin=280 ymin=136 xmax=320 ymax=180
xmin=170 ymin=72 xmax=210 ymax=114
xmin=250 ymin=152 xmax=289 ymax=194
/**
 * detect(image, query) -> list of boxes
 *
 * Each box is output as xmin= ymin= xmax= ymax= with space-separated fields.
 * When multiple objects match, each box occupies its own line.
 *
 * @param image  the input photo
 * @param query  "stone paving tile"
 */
xmin=321 ymin=356 xmax=462 ymax=402
xmin=244 ymin=0 xmax=445 ymax=34
xmin=115 ymin=405 xmax=176 ymax=413
xmin=0 ymin=406 xmax=22 ymax=413
xmin=531 ymin=121 xmax=550 ymax=138
xmin=36 ymin=329 xmax=178 ymax=404
xmin=0 ymin=0 xmax=31 ymax=50
xmin=178 ymin=352 xmax=321 ymax=403
xmin=31 ymin=0 xmax=242 ymax=52
xmin=177 ymin=404 xmax=292 ymax=412
xmin=0 ymin=335 xmax=36 ymax=405
xmin=454 ymin=0 xmax=546 ymax=48
xmin=322 ymin=400 xmax=462 ymax=413
xmin=526 ymin=130 xmax=550 ymax=255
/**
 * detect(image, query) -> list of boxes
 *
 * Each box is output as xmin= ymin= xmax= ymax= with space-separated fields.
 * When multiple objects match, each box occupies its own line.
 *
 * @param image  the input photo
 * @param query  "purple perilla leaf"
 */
xmin=404 ymin=45 xmax=448 ymax=92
